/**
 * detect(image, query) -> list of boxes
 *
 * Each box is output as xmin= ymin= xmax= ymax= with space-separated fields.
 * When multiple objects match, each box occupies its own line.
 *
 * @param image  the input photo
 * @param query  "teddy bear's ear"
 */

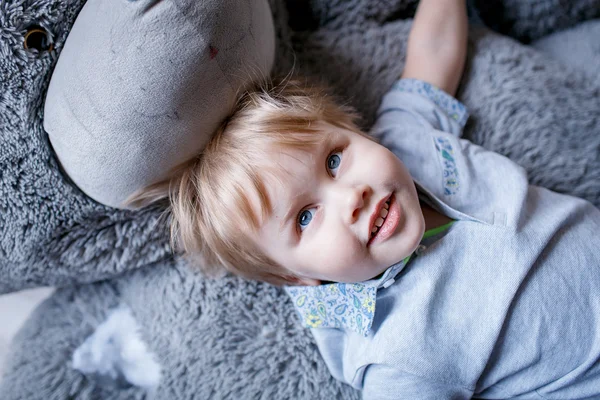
xmin=43 ymin=0 xmax=275 ymax=209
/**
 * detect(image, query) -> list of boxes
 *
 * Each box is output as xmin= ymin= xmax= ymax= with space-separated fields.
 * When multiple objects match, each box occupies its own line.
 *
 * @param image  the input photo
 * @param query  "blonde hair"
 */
xmin=128 ymin=77 xmax=364 ymax=285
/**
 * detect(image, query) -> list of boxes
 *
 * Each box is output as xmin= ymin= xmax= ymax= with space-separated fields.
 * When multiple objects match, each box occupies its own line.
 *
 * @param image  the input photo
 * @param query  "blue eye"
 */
xmin=327 ymin=151 xmax=342 ymax=176
xmin=297 ymin=207 xmax=317 ymax=231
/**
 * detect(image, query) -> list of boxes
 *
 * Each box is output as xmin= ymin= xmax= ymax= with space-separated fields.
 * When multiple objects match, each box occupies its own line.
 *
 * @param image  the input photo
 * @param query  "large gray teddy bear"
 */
xmin=1 ymin=0 xmax=600 ymax=398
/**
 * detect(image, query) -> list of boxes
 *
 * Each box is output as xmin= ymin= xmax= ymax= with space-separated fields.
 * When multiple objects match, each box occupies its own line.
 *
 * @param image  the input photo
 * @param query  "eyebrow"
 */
xmin=279 ymin=195 xmax=303 ymax=235
xmin=277 ymin=188 xmax=309 ymax=247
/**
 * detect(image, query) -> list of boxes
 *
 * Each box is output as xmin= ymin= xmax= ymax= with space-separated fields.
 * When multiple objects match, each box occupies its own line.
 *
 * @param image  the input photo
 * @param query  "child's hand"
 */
xmin=401 ymin=0 xmax=468 ymax=96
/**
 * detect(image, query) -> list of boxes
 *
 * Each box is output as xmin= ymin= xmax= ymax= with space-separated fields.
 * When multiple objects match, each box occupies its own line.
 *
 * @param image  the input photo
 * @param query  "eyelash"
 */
xmin=296 ymin=147 xmax=345 ymax=234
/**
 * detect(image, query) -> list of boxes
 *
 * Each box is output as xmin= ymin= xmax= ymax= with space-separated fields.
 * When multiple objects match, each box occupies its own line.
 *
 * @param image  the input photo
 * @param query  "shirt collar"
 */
xmin=284 ymin=255 xmax=412 ymax=337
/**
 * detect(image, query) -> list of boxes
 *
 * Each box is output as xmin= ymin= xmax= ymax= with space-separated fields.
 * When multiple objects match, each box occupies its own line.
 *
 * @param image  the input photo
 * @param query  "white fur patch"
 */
xmin=72 ymin=306 xmax=161 ymax=390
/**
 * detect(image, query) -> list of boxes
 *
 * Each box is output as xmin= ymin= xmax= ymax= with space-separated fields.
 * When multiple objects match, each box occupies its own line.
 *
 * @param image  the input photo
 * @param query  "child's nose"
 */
xmin=346 ymin=184 xmax=371 ymax=224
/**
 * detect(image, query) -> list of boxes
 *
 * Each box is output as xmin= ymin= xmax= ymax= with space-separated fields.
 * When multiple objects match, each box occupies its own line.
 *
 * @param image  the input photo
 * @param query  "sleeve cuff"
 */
xmin=391 ymin=79 xmax=469 ymax=128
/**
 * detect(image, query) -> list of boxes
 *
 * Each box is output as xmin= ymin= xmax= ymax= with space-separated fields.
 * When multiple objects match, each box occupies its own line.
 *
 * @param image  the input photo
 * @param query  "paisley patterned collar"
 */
xmin=284 ymin=221 xmax=454 ymax=337
xmin=284 ymin=255 xmax=412 ymax=337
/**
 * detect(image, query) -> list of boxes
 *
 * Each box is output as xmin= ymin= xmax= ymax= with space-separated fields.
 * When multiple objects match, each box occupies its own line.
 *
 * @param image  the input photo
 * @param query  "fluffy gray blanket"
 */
xmin=1 ymin=0 xmax=599 ymax=398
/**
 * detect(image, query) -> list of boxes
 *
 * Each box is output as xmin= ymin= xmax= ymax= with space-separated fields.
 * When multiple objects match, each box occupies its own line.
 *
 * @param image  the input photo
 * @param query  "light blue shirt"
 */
xmin=285 ymin=79 xmax=600 ymax=399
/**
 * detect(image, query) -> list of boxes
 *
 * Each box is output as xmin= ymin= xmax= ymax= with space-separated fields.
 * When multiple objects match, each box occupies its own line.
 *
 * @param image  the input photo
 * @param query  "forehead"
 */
xmin=233 ymin=143 xmax=311 ymax=234
xmin=263 ymin=145 xmax=319 ymax=205
xmin=248 ymin=135 xmax=328 ymax=227
xmin=258 ymin=125 xmax=366 ymax=208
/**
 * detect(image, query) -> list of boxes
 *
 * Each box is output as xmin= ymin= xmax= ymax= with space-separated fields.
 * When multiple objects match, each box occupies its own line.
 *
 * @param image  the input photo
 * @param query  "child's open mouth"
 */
xmin=370 ymin=198 xmax=390 ymax=238
xmin=368 ymin=193 xmax=400 ymax=246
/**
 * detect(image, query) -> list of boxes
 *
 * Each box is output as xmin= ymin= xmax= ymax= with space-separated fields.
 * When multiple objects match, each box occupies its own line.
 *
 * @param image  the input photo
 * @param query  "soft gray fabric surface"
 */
xmin=474 ymin=0 xmax=600 ymax=42
xmin=0 ymin=282 xmax=146 ymax=400
xmin=0 ymin=0 xmax=290 ymax=293
xmin=44 ymin=0 xmax=275 ymax=209
xmin=1 ymin=0 xmax=600 ymax=399
xmin=532 ymin=19 xmax=600 ymax=87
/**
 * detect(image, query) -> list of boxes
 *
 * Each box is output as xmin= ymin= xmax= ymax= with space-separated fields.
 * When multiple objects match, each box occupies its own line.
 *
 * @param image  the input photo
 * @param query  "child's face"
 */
xmin=253 ymin=123 xmax=425 ymax=284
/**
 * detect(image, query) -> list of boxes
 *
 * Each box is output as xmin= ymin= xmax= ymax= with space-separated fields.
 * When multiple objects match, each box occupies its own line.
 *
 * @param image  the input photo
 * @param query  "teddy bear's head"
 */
xmin=43 ymin=0 xmax=275 ymax=209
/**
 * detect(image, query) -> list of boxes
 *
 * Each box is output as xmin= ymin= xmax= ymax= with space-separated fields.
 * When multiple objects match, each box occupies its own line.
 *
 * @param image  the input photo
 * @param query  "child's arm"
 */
xmin=401 ymin=0 xmax=468 ymax=97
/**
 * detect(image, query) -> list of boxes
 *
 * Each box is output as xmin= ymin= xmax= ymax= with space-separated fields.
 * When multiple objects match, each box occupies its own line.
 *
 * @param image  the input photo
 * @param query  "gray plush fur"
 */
xmin=0 ymin=0 xmax=171 ymax=293
xmin=532 ymin=19 xmax=600 ymax=87
xmin=1 ymin=0 xmax=600 ymax=399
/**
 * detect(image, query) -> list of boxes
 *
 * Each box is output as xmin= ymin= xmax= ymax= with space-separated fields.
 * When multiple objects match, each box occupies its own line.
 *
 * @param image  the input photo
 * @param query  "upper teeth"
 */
xmin=371 ymin=199 xmax=390 ymax=237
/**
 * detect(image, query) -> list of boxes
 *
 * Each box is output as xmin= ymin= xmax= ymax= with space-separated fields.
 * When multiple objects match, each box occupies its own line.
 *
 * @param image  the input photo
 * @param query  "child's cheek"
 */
xmin=313 ymin=233 xmax=365 ymax=276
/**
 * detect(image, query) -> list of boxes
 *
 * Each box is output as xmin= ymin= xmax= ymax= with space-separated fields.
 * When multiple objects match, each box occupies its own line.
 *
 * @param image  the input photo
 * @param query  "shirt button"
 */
xmin=415 ymin=245 xmax=427 ymax=255
xmin=382 ymin=278 xmax=395 ymax=289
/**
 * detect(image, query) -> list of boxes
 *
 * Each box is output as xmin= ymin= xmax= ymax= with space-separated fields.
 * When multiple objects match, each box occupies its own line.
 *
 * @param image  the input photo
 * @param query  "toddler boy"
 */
xmin=132 ymin=0 xmax=600 ymax=397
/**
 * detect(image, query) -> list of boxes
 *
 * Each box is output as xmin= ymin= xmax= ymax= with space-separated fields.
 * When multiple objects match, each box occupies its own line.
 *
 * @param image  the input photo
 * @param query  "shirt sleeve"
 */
xmin=361 ymin=364 xmax=473 ymax=400
xmin=372 ymin=78 xmax=469 ymax=138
